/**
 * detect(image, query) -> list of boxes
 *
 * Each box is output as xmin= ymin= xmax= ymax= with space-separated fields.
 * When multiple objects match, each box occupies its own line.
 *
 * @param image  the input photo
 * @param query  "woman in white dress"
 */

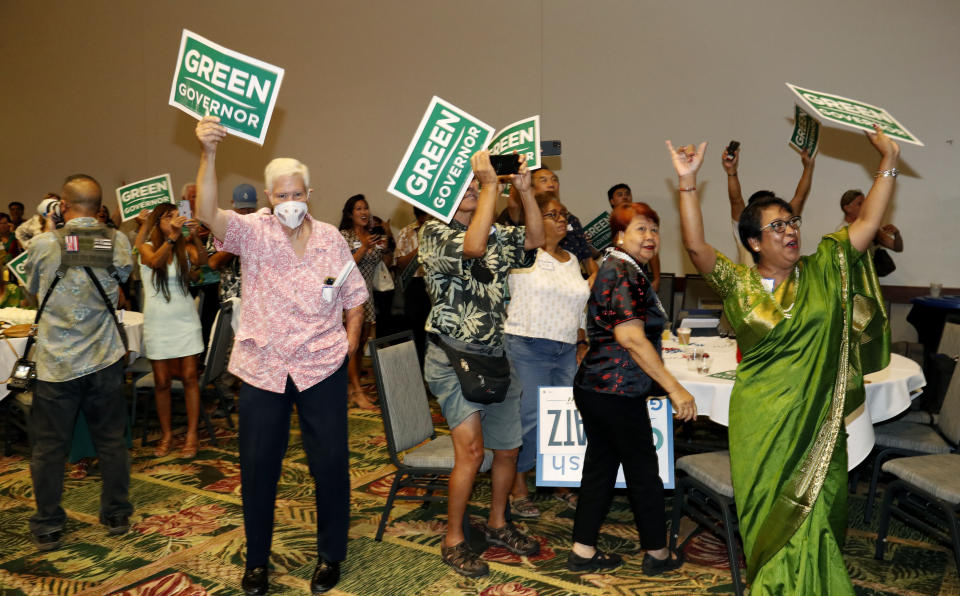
xmin=136 ymin=203 xmax=207 ymax=458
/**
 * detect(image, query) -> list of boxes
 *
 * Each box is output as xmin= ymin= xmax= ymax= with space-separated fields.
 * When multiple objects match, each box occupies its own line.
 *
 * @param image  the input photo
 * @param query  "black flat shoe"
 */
xmin=642 ymin=550 xmax=684 ymax=576
xmin=242 ymin=565 xmax=269 ymax=595
xmin=567 ymin=549 xmax=623 ymax=572
xmin=103 ymin=514 xmax=129 ymax=536
xmin=310 ymin=558 xmax=340 ymax=594
xmin=35 ymin=529 xmax=63 ymax=552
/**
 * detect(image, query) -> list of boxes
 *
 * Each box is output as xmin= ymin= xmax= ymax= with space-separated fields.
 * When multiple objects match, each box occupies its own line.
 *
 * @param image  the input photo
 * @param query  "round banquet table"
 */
xmin=662 ymin=336 xmax=926 ymax=469
xmin=0 ymin=309 xmax=144 ymax=402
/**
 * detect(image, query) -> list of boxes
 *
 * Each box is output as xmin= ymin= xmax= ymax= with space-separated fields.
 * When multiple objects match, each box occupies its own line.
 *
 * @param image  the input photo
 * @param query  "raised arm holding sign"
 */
xmin=170 ymin=30 xmax=284 ymax=145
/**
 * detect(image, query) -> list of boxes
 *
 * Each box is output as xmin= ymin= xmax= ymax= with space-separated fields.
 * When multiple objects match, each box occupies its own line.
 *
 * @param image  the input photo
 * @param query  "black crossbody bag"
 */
xmin=430 ymin=334 xmax=510 ymax=405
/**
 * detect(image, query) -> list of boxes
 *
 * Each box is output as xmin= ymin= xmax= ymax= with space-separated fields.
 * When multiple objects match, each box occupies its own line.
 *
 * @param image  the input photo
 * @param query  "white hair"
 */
xmin=180 ymin=182 xmax=196 ymax=199
xmin=264 ymin=158 xmax=310 ymax=191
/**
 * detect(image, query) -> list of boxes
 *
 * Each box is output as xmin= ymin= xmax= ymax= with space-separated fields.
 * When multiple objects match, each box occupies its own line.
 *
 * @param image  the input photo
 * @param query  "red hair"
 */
xmin=610 ymin=202 xmax=659 ymax=234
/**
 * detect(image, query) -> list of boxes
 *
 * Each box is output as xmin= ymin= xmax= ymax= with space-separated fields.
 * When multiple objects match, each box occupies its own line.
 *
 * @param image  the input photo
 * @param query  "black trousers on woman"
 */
xmin=572 ymin=387 xmax=667 ymax=550
xmin=238 ymin=362 xmax=349 ymax=568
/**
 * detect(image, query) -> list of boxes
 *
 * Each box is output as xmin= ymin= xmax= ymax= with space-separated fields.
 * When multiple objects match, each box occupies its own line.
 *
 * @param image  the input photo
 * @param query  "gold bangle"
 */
xmin=678 ymin=186 xmax=696 ymax=192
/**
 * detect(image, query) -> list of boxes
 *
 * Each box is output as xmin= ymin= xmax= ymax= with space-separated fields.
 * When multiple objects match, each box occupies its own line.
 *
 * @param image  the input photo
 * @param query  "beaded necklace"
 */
xmin=602 ymin=247 xmax=668 ymax=319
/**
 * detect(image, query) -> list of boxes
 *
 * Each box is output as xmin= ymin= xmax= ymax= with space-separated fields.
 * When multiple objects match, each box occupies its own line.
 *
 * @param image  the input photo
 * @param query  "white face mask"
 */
xmin=274 ymin=201 xmax=308 ymax=229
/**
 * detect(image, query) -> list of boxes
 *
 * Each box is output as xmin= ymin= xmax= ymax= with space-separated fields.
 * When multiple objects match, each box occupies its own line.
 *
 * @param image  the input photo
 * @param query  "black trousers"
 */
xmin=403 ymin=277 xmax=431 ymax=368
xmin=29 ymin=359 xmax=131 ymax=536
xmin=238 ymin=362 xmax=349 ymax=568
xmin=572 ymin=387 xmax=667 ymax=550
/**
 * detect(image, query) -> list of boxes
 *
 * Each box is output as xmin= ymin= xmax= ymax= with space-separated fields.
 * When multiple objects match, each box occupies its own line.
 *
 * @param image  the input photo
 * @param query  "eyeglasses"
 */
xmin=759 ymin=216 xmax=802 ymax=234
xmin=542 ymin=210 xmax=569 ymax=221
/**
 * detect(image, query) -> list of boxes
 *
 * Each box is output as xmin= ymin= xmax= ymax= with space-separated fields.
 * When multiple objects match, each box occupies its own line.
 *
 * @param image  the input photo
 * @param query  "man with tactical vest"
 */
xmin=24 ymin=174 xmax=133 ymax=551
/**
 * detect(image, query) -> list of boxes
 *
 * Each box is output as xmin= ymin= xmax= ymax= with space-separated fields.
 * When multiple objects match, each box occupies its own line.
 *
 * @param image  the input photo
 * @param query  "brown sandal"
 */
xmin=348 ymin=389 xmax=377 ymax=410
xmin=440 ymin=541 xmax=488 ymax=578
xmin=180 ymin=435 xmax=199 ymax=459
xmin=154 ymin=436 xmax=172 ymax=457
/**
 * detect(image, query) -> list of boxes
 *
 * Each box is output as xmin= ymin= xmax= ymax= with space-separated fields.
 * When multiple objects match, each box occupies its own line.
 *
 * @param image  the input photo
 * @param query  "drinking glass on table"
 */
xmin=677 ymin=326 xmax=692 ymax=346
xmin=687 ymin=346 xmax=703 ymax=371
xmin=698 ymin=353 xmax=712 ymax=374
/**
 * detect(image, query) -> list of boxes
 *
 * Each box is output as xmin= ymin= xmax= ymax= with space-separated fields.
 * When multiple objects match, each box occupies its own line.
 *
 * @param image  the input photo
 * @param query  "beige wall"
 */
xmin=2 ymin=0 xmax=958 ymax=297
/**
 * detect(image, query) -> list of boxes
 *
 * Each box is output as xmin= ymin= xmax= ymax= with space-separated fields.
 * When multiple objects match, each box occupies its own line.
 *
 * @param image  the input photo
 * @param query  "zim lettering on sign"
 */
xmin=537 ymin=386 xmax=674 ymax=488
xmin=169 ymin=30 xmax=284 ymax=145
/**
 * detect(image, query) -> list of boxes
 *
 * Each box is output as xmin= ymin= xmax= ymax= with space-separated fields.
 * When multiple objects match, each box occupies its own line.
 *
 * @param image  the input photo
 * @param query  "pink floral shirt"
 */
xmin=222 ymin=209 xmax=367 ymax=393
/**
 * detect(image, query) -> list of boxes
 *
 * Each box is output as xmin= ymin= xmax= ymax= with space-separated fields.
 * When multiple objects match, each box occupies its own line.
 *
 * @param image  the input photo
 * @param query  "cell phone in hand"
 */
xmin=489 ymin=154 xmax=520 ymax=176
xmin=725 ymin=140 xmax=740 ymax=158
xmin=540 ymin=140 xmax=561 ymax=156
xmin=178 ymin=199 xmax=193 ymax=219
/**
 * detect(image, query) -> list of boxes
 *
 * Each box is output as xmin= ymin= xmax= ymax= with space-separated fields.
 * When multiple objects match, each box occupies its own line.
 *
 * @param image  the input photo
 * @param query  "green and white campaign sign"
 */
xmin=169 ymin=29 xmax=284 ymax=145
xmin=6 ymin=251 xmax=28 ymax=287
xmin=387 ymin=97 xmax=495 ymax=223
xmin=789 ymin=104 xmax=820 ymax=157
xmin=537 ymin=386 xmax=674 ymax=488
xmin=489 ymin=115 xmax=541 ymax=170
xmin=786 ymin=83 xmax=923 ymax=146
xmin=583 ymin=211 xmax=612 ymax=251
xmin=116 ymin=174 xmax=175 ymax=221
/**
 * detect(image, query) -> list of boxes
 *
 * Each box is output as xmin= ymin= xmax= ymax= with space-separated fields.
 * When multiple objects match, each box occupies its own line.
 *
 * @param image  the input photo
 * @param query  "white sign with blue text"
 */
xmin=536 ymin=386 xmax=674 ymax=489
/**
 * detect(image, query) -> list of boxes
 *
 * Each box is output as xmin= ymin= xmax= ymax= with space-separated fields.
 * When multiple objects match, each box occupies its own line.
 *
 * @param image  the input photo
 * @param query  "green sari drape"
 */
xmin=705 ymin=229 xmax=889 ymax=595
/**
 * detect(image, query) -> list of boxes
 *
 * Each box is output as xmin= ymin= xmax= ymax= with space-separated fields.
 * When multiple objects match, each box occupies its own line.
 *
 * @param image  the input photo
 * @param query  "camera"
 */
xmin=8 ymin=357 xmax=36 ymax=392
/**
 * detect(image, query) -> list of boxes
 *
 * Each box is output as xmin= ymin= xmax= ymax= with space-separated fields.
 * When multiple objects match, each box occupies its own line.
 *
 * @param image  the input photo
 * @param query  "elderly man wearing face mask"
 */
xmin=194 ymin=116 xmax=367 ymax=596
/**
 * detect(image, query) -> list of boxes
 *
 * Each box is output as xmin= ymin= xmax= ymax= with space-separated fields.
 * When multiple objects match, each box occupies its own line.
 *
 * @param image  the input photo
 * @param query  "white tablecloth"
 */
xmin=0 ymin=309 xmax=144 ymax=402
xmin=663 ymin=337 xmax=926 ymax=469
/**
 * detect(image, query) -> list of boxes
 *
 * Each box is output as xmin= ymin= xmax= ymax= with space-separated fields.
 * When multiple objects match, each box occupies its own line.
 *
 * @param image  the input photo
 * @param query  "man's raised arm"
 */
xmin=195 ymin=116 xmax=232 ymax=241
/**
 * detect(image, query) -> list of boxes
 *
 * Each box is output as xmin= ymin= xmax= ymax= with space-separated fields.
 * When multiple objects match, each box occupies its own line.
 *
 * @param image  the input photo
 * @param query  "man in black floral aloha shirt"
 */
xmin=419 ymin=151 xmax=544 ymax=578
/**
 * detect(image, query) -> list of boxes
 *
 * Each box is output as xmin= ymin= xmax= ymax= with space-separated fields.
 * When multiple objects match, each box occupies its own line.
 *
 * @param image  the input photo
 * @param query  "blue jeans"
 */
xmin=504 ymin=334 xmax=577 ymax=473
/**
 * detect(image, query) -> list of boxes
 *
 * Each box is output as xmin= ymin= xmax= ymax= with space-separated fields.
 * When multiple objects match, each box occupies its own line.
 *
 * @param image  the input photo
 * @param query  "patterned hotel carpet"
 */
xmin=0 ymin=381 xmax=958 ymax=595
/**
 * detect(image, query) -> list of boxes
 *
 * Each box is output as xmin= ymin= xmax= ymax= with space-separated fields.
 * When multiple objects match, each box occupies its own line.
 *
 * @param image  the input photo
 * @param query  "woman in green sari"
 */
xmin=666 ymin=127 xmax=898 ymax=594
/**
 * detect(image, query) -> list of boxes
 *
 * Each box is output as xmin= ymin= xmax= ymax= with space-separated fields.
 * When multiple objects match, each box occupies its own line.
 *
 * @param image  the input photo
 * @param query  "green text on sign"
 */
xmin=116 ymin=174 xmax=175 ymax=222
xmin=387 ymin=97 xmax=495 ymax=223
xmin=169 ymin=29 xmax=284 ymax=145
